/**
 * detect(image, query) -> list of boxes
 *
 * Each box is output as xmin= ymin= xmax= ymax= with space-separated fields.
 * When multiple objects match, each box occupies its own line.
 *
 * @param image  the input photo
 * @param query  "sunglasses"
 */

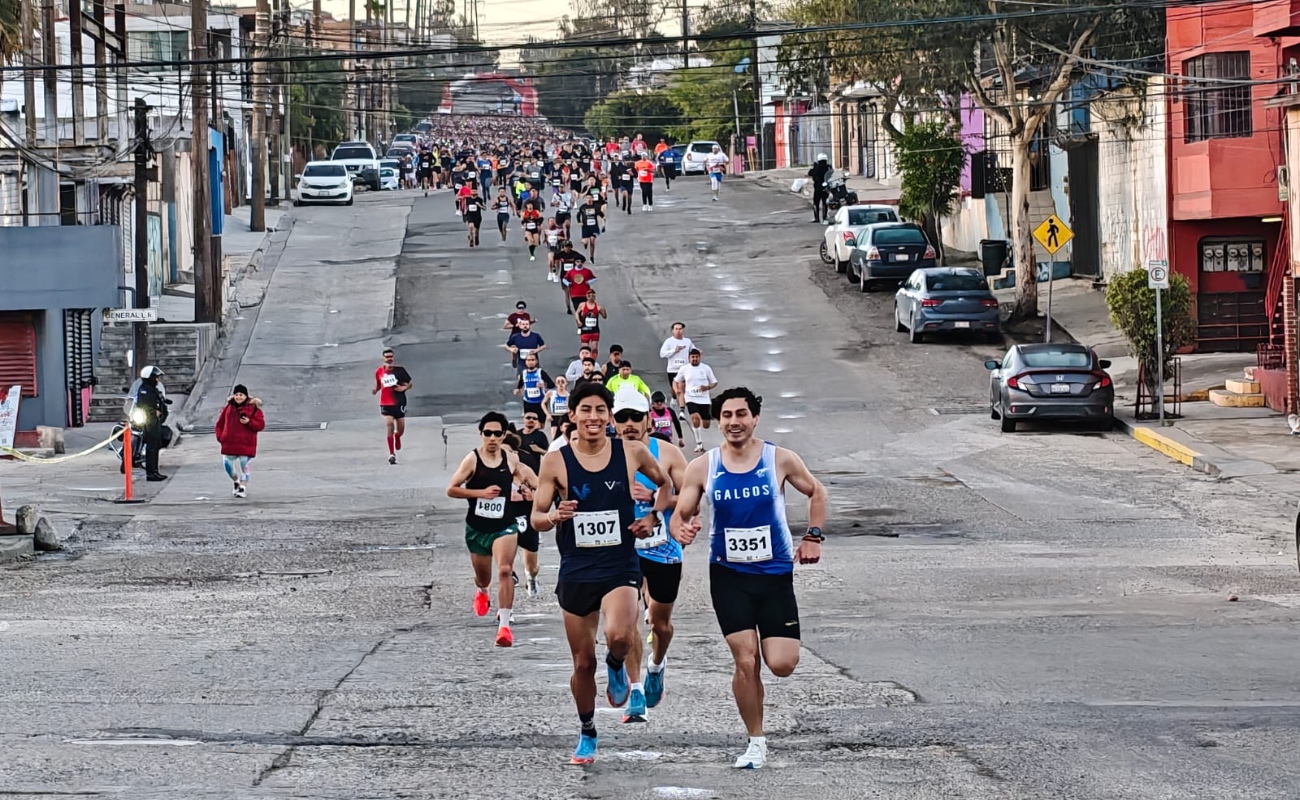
xmin=613 ymin=410 xmax=646 ymax=423
xmin=481 ymin=429 xmax=505 ymax=437
xmin=523 ymin=416 xmax=540 ymax=421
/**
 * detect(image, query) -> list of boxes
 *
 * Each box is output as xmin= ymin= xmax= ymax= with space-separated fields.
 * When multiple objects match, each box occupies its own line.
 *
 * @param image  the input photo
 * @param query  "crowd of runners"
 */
xmin=371 ymin=119 xmax=827 ymax=771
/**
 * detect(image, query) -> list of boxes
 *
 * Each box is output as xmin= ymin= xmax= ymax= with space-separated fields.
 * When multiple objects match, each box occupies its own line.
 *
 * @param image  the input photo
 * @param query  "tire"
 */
xmin=895 ymin=304 xmax=906 ymax=332
xmin=1000 ymin=413 xmax=1016 ymax=433
xmin=819 ymin=240 xmax=834 ymax=265
xmin=908 ymin=314 xmax=922 ymax=344
xmin=836 ymin=258 xmax=849 ymax=274
xmin=1097 ymin=414 xmax=1114 ymax=432
xmin=293 ymin=199 xmax=301 ymax=207
xmin=346 ymin=197 xmax=354 ymax=206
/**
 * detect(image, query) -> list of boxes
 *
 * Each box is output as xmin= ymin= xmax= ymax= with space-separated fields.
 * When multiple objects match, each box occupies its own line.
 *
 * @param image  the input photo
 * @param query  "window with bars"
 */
xmin=1183 ymin=52 xmax=1252 ymax=143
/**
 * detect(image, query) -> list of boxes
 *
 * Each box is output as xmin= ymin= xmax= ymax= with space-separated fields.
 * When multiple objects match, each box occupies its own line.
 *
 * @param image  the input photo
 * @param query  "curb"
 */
xmin=1113 ymin=415 xmax=1219 ymax=476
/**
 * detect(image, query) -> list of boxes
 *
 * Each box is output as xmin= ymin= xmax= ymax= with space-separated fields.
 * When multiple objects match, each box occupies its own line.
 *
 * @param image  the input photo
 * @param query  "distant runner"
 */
xmin=372 ymin=348 xmax=413 ymax=465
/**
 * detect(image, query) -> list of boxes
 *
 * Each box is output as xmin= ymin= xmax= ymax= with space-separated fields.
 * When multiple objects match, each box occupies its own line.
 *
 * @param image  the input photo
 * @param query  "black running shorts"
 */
xmin=380 ymin=404 xmax=406 ymax=419
xmin=556 ymin=572 xmax=640 ymax=617
xmin=686 ymin=402 xmax=712 ymax=421
xmin=516 ymin=525 xmax=539 ymax=552
xmin=709 ymin=563 xmax=800 ymax=640
xmin=639 ymin=558 xmax=682 ymax=605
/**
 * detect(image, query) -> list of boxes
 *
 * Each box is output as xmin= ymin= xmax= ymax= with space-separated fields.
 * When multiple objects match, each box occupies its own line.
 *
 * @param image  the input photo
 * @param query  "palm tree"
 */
xmin=0 ymin=0 xmax=19 ymax=64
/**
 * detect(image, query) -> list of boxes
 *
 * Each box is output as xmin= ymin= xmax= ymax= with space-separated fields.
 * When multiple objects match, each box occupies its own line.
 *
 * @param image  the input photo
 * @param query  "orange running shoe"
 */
xmin=496 ymin=626 xmax=514 ymax=647
xmin=473 ymin=591 xmax=490 ymax=617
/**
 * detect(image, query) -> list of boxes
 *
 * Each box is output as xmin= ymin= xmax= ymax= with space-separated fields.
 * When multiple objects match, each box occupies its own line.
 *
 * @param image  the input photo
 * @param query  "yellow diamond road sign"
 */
xmin=1032 ymin=214 xmax=1073 ymax=255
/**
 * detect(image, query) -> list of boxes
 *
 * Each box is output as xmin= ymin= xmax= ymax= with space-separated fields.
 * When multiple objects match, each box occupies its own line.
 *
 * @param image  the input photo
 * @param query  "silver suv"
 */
xmin=330 ymin=141 xmax=381 ymax=191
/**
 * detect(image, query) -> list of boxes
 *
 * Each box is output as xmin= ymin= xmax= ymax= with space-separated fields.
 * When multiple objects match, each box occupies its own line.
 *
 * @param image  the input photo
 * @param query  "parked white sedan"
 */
xmin=820 ymin=204 xmax=900 ymax=272
xmin=295 ymin=161 xmax=354 ymax=206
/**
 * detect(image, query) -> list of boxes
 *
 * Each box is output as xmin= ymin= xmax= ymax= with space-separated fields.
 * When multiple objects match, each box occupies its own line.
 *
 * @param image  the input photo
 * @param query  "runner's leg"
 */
xmin=491 ymin=533 xmax=519 ymax=644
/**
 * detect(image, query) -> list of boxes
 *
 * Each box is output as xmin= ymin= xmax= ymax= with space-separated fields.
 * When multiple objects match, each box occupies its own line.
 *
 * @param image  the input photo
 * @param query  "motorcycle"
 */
xmin=825 ymin=172 xmax=859 ymax=213
xmin=108 ymin=378 xmax=173 ymax=469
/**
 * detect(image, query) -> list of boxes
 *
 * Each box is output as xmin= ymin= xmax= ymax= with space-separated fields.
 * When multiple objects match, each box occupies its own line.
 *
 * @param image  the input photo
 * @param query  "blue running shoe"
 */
xmin=623 ymin=687 xmax=647 ymax=723
xmin=644 ymin=668 xmax=665 ymax=709
xmin=570 ymin=732 xmax=597 ymax=765
xmin=606 ymin=662 xmax=630 ymax=707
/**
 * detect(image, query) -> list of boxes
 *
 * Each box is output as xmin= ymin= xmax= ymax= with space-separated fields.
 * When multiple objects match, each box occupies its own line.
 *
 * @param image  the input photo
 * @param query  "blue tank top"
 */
xmin=556 ymin=439 xmax=640 ymax=581
xmin=634 ymin=437 xmax=681 ymax=565
xmin=706 ymin=442 xmax=794 ymax=575
xmin=521 ymin=369 xmax=546 ymax=403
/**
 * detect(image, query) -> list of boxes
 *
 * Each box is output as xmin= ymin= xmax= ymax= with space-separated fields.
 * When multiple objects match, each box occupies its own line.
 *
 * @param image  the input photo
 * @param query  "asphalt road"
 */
xmin=2 ymin=176 xmax=1299 ymax=799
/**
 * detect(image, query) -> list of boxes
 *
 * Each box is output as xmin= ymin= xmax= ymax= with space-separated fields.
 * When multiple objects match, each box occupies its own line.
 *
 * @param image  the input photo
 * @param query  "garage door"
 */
xmin=0 ymin=314 xmax=38 ymax=397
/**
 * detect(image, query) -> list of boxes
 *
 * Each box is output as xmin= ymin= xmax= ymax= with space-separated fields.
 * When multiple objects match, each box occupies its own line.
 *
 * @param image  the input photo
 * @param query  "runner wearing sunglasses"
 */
xmin=445 ymin=411 xmax=539 ymax=648
xmin=612 ymin=388 xmax=689 ymax=720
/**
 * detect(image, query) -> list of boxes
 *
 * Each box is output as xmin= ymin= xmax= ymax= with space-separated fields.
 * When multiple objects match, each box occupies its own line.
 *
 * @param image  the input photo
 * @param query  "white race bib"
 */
xmin=584 ymin=316 xmax=598 ymax=328
xmin=476 ymin=496 xmax=506 ymax=519
xmin=635 ymin=521 xmax=669 ymax=550
xmin=724 ymin=526 xmax=773 ymax=563
xmin=574 ymin=509 xmax=621 ymax=548
xmin=380 ymin=373 xmax=398 ymax=388
xmin=668 ymin=355 xmax=688 ymax=372
xmin=518 ymin=349 xmax=533 ymax=361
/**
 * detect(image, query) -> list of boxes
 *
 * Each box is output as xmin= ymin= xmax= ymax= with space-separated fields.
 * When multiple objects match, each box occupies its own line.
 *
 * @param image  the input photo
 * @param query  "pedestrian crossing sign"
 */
xmin=1033 ymin=215 xmax=1073 ymax=255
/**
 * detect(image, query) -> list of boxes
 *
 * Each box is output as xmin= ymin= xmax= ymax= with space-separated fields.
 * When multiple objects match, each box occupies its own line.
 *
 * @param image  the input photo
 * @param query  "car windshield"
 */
xmin=333 ymin=147 xmax=373 ymax=161
xmin=875 ymin=227 xmax=928 ymax=245
xmin=926 ymin=273 xmax=988 ymax=291
xmin=848 ymin=209 xmax=897 ymax=225
xmin=304 ymin=164 xmax=346 ymax=177
xmin=1021 ymin=349 xmax=1093 ymax=369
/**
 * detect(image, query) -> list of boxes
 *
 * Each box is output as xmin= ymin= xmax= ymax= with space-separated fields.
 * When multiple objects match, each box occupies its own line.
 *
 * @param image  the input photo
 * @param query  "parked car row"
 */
xmin=816 ymin=203 xmax=1115 ymax=432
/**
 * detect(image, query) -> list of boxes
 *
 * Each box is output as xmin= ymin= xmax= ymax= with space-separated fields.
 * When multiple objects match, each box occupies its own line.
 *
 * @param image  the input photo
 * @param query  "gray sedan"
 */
xmin=985 ymin=343 xmax=1115 ymax=432
xmin=894 ymin=267 xmax=1001 ymax=343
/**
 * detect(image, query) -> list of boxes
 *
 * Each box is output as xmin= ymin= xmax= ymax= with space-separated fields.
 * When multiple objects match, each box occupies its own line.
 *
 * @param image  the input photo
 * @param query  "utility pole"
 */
xmin=268 ymin=0 xmax=282 ymax=207
xmin=92 ymin=0 xmax=108 ymax=142
xmin=192 ymin=0 xmax=215 ymax=324
xmin=132 ymin=98 xmax=153 ymax=371
xmin=348 ymin=0 xmax=359 ymax=140
xmin=20 ymin=0 xmax=35 ymax=147
xmin=251 ymin=0 xmax=269 ymax=231
xmin=749 ymin=0 xmax=762 ymax=171
xmin=281 ymin=1 xmax=294 ymax=202
xmin=69 ymin=0 xmax=85 ymax=145
xmin=114 ymin=4 xmax=128 ymax=157
xmin=681 ymin=0 xmax=688 ymax=65
xmin=40 ymin=0 xmax=55 ymax=145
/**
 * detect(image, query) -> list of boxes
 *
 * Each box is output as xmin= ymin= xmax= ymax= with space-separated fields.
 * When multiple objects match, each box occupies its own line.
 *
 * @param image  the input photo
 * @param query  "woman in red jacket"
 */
xmin=214 ymin=384 xmax=265 ymax=498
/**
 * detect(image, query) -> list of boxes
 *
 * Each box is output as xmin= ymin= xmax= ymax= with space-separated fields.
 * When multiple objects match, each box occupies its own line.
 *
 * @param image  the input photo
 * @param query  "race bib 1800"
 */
xmin=574 ymin=509 xmax=621 ymax=548
xmin=476 ymin=496 xmax=506 ymax=519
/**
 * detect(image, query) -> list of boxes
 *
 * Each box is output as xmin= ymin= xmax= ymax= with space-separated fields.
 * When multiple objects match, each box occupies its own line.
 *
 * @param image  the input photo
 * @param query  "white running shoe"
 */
xmin=235 ymin=484 xmax=247 ymax=498
xmin=734 ymin=739 xmax=767 ymax=769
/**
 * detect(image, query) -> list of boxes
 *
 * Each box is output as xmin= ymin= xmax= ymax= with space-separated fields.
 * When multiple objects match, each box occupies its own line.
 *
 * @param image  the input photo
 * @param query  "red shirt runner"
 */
xmin=563 ymin=266 xmax=596 ymax=300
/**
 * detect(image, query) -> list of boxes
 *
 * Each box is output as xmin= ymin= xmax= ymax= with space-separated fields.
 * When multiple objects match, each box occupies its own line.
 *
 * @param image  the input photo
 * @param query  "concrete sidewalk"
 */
xmin=1004 ymin=277 xmax=1297 ymax=489
xmin=748 ymin=167 xmax=902 ymax=208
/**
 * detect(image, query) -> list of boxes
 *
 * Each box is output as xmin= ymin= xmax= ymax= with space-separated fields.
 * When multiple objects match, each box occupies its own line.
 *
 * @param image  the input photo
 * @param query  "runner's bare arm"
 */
xmin=446 ymin=453 xmax=495 ymax=500
xmin=510 ymin=454 xmax=538 ymax=495
xmin=670 ymin=455 xmax=707 ymax=546
xmin=530 ymin=451 xmax=575 ymax=532
xmin=779 ymin=447 xmax=826 ymax=564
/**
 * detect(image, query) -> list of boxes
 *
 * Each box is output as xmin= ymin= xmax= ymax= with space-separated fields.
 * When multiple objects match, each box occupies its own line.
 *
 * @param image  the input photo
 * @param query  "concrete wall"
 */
xmin=1091 ymin=78 xmax=1168 ymax=280
xmin=0 ymin=226 xmax=123 ymax=310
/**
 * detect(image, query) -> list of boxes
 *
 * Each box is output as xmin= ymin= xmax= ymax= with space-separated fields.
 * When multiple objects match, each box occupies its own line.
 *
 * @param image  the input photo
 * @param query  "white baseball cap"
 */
xmin=612 ymin=387 xmax=649 ymax=414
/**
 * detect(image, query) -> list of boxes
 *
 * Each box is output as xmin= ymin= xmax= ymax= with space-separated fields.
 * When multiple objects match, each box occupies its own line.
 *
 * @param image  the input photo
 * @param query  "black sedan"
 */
xmin=847 ymin=223 xmax=937 ymax=292
xmin=985 ymin=343 xmax=1115 ymax=432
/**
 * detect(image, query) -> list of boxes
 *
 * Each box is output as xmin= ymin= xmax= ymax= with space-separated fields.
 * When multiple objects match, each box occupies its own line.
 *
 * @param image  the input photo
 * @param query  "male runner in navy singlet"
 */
xmin=531 ymin=382 xmax=672 ymax=766
xmin=672 ymin=387 xmax=827 ymax=770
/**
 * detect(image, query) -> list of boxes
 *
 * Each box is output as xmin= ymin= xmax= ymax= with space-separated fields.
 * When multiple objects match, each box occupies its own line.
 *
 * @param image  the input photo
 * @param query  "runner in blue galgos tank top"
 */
xmin=635 ymin=437 xmax=681 ymax=564
xmin=705 ymin=441 xmax=795 ymax=575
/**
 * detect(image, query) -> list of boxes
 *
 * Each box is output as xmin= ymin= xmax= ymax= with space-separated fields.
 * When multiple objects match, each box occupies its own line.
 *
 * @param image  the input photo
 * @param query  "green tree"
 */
xmin=1106 ymin=269 xmax=1196 ymax=410
xmin=583 ymin=91 xmax=682 ymax=141
xmin=895 ymin=121 xmax=966 ymax=263
xmin=290 ymin=57 xmax=349 ymax=159
xmin=663 ymin=43 xmax=754 ymax=145
xmin=0 ymin=0 xmax=17 ymax=62
xmin=779 ymin=0 xmax=1162 ymax=321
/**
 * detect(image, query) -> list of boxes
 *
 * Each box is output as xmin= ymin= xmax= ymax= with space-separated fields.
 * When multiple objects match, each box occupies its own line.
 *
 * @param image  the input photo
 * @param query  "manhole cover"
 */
xmin=929 ymin=406 xmax=987 ymax=415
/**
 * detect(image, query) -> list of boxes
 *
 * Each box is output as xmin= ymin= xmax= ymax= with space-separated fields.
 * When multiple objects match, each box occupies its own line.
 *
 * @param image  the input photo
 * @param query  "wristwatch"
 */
xmin=803 ymin=527 xmax=824 ymax=543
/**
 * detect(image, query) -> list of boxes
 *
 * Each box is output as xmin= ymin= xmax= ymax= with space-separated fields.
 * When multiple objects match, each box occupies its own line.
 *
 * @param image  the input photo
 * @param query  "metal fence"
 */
xmin=788 ymin=105 xmax=833 ymax=167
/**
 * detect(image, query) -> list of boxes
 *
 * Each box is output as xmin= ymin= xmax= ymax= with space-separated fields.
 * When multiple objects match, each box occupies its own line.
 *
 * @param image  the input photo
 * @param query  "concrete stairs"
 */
xmin=88 ymin=323 xmax=218 ymax=422
xmin=986 ymin=190 xmax=1073 ymax=289
xmin=1209 ymin=366 xmax=1266 ymax=408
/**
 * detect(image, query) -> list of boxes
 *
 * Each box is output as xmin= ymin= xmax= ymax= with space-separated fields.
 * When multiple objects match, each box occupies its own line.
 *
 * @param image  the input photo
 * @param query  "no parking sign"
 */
xmin=1148 ymin=260 xmax=1170 ymax=290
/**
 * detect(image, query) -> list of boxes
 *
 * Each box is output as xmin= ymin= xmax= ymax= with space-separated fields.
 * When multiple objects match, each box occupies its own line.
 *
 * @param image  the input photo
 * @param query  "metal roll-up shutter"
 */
xmin=0 ymin=313 xmax=38 ymax=397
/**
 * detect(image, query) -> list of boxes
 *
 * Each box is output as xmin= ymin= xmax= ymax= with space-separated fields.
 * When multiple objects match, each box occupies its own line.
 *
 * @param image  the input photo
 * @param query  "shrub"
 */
xmin=1105 ymin=269 xmax=1196 ymax=396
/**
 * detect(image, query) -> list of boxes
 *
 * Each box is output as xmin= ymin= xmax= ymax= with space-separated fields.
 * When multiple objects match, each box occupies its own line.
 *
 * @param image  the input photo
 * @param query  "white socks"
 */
xmin=631 ymin=681 xmax=643 ymax=694
xmin=648 ymin=657 xmax=665 ymax=674
xmin=498 ymin=608 xmax=512 ymax=628
xmin=692 ymin=425 xmax=703 ymax=445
